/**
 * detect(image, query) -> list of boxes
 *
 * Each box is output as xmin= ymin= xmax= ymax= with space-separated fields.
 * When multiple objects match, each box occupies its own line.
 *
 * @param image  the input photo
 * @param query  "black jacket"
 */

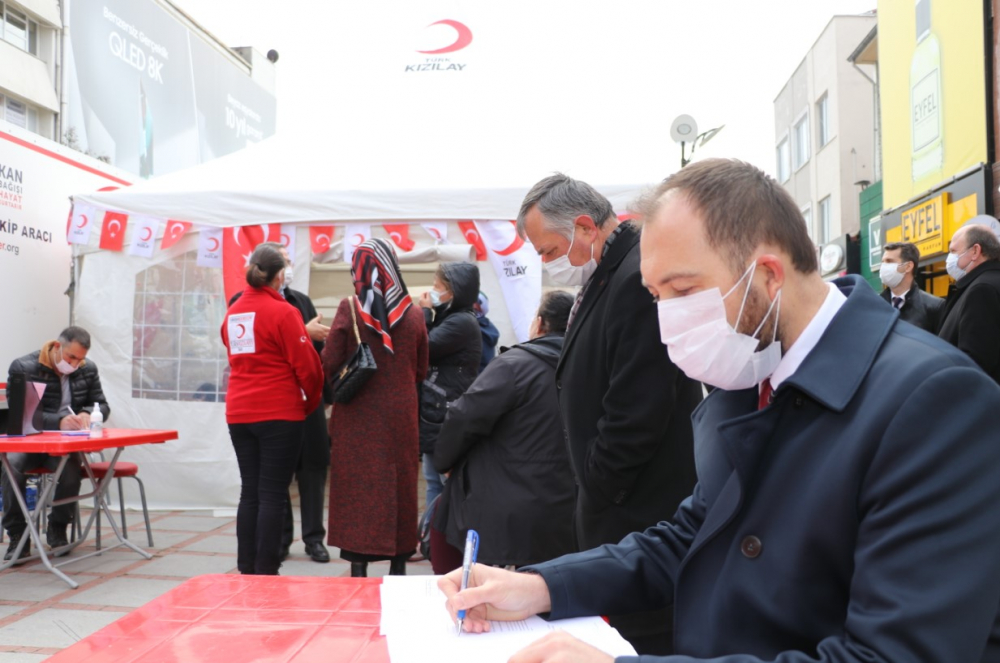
xmin=7 ymin=348 xmax=110 ymax=430
xmin=419 ymin=262 xmax=482 ymax=455
xmin=880 ymin=281 xmax=945 ymax=334
xmin=432 ymin=334 xmax=576 ymax=566
xmin=556 ymin=223 xmax=701 ymax=551
xmin=939 ymin=260 xmax=1000 ymax=383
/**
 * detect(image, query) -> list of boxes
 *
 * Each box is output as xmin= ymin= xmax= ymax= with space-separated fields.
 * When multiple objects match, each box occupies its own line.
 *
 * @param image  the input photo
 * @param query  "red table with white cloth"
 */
xmin=0 ymin=428 xmax=177 ymax=588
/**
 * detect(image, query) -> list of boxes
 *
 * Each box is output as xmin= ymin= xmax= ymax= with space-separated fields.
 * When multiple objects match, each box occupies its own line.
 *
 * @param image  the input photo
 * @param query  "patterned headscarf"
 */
xmin=351 ymin=238 xmax=412 ymax=354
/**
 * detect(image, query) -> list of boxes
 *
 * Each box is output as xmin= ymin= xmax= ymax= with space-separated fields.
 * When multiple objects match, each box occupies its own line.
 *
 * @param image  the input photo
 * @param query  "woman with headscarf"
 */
xmin=322 ymin=239 xmax=429 ymax=577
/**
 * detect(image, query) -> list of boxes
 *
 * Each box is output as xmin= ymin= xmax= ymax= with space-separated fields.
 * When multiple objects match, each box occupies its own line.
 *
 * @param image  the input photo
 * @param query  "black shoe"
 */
xmin=304 ymin=542 xmax=330 ymax=563
xmin=46 ymin=524 xmax=70 ymax=557
xmin=279 ymin=544 xmax=291 ymax=562
xmin=4 ymin=531 xmax=29 ymax=563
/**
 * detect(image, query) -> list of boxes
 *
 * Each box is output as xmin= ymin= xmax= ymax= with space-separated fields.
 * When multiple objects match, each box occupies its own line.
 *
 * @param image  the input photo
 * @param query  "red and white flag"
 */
xmin=420 ymin=222 xmax=449 ymax=244
xmin=278 ymin=224 xmax=297 ymax=256
xmin=475 ymin=220 xmax=542 ymax=343
xmin=197 ymin=228 xmax=223 ymax=268
xmin=343 ymin=223 xmax=371 ymax=263
xmin=309 ymin=226 xmax=335 ymax=254
xmin=223 ymin=225 xmax=281 ymax=302
xmin=128 ymin=216 xmax=160 ymax=258
xmin=161 ymin=220 xmax=192 ymax=250
xmin=67 ymin=204 xmax=96 ymax=245
xmin=384 ymin=224 xmax=416 ymax=252
xmin=99 ymin=211 xmax=129 ymax=251
xmin=458 ymin=221 xmax=487 ymax=261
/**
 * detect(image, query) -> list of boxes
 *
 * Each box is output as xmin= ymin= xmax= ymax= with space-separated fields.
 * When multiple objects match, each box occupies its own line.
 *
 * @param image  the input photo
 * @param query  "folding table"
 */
xmin=45 ymin=575 xmax=387 ymax=663
xmin=0 ymin=428 xmax=177 ymax=588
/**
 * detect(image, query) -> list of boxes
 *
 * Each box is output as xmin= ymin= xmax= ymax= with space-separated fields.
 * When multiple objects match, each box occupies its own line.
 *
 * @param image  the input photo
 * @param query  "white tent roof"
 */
xmin=73 ymin=132 xmax=661 ymax=227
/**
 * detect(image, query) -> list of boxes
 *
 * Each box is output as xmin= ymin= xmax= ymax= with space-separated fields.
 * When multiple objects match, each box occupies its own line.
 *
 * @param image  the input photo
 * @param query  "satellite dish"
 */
xmin=671 ymin=115 xmax=698 ymax=144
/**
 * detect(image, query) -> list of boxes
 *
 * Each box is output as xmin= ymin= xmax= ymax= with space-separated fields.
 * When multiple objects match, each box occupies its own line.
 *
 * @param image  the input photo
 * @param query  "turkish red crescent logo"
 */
xmin=280 ymin=233 xmax=291 ymax=247
xmin=417 ymin=19 xmax=473 ymax=54
xmin=77 ymin=215 xmax=89 ymax=229
xmin=236 ymin=324 xmax=246 ymax=339
xmin=427 ymin=227 xmax=442 ymax=239
xmin=493 ymin=220 xmax=525 ymax=256
xmin=352 ymin=233 xmax=366 ymax=248
xmin=207 ymin=237 xmax=220 ymax=252
xmin=139 ymin=227 xmax=153 ymax=242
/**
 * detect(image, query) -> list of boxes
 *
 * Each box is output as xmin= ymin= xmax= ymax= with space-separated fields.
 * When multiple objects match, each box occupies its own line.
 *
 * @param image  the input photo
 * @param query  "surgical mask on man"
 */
xmin=946 ymin=249 xmax=971 ymax=281
xmin=284 ymin=266 xmax=294 ymax=285
xmin=543 ymin=230 xmax=597 ymax=287
xmin=879 ymin=262 xmax=905 ymax=289
xmin=656 ymin=261 xmax=782 ymax=391
xmin=55 ymin=347 xmax=78 ymax=375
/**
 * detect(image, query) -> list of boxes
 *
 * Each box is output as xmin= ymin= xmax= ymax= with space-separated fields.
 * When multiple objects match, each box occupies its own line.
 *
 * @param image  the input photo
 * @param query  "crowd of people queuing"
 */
xmin=11 ymin=157 xmax=1000 ymax=661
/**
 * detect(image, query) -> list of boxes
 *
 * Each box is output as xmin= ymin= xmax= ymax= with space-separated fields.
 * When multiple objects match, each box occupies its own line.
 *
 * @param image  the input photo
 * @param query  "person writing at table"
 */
xmin=3 ymin=326 xmax=110 ymax=562
xmin=222 ymin=242 xmax=324 ymax=576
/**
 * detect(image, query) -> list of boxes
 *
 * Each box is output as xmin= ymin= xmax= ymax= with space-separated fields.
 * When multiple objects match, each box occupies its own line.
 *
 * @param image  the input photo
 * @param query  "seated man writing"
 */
xmin=3 ymin=326 xmax=110 ymax=562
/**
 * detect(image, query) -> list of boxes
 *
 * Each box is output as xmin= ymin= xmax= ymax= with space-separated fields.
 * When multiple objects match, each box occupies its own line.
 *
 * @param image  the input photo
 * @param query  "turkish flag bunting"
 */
xmin=99 ymin=211 xmax=129 ymax=251
xmin=383 ymin=224 xmax=415 ymax=252
xmin=222 ymin=224 xmax=281 ymax=302
xmin=309 ymin=226 xmax=336 ymax=254
xmin=161 ymin=220 xmax=192 ymax=249
xmin=458 ymin=221 xmax=487 ymax=261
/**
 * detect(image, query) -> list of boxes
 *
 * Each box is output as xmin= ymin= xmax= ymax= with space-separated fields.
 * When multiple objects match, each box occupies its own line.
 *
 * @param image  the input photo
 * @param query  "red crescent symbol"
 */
xmin=207 ymin=237 xmax=220 ymax=252
xmin=236 ymin=324 xmax=246 ymax=339
xmin=428 ymin=227 xmax=442 ymax=239
xmin=77 ymin=215 xmax=88 ymax=229
xmin=417 ymin=19 xmax=473 ymax=54
xmin=280 ymin=233 xmax=291 ymax=247
xmin=140 ymin=227 xmax=153 ymax=241
xmin=494 ymin=230 xmax=525 ymax=256
xmin=352 ymin=233 xmax=365 ymax=247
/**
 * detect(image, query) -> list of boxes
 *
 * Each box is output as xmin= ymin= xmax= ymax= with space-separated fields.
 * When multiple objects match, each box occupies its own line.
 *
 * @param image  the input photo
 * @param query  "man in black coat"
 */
xmin=939 ymin=223 xmax=1000 ymax=383
xmin=3 ymin=326 xmax=110 ymax=561
xmin=229 ymin=248 xmax=332 ymax=563
xmin=878 ymin=241 xmax=945 ymax=333
xmin=517 ymin=174 xmax=702 ymax=655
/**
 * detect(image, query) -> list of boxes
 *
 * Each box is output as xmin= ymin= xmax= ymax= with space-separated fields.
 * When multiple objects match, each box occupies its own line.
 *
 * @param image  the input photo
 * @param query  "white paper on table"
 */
xmin=379 ymin=576 xmax=636 ymax=663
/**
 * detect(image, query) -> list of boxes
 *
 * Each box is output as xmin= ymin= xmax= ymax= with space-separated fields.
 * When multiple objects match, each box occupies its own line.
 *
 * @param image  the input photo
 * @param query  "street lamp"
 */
xmin=671 ymin=115 xmax=725 ymax=168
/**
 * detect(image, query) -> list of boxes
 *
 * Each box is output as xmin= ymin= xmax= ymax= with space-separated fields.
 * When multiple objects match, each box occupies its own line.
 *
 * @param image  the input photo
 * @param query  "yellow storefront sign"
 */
xmin=900 ymin=194 xmax=946 ymax=255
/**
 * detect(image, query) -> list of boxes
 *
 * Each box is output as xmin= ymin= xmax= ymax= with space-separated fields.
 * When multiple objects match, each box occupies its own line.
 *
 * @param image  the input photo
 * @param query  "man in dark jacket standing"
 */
xmin=3 ymin=326 xmax=110 ymax=561
xmin=878 ymin=241 xmax=945 ymax=333
xmin=517 ymin=174 xmax=701 ymax=655
xmin=939 ymin=223 xmax=1000 ymax=383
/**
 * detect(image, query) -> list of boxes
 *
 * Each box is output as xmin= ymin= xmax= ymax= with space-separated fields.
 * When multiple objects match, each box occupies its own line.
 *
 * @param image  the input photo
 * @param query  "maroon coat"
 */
xmin=323 ymin=298 xmax=428 ymax=557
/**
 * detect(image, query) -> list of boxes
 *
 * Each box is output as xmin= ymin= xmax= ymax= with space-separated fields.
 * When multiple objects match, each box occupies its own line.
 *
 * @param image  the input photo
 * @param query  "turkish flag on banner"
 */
xmin=197 ymin=228 xmax=223 ymax=268
xmin=309 ymin=226 xmax=335 ymax=254
xmin=128 ymin=216 xmax=161 ymax=258
xmin=458 ymin=221 xmax=487 ymax=261
xmin=278 ymin=224 xmax=297 ymax=256
xmin=384 ymin=224 xmax=415 ymax=252
xmin=99 ymin=211 xmax=129 ymax=251
xmin=161 ymin=220 xmax=192 ymax=250
xmin=343 ymin=224 xmax=372 ymax=264
xmin=222 ymin=225 xmax=281 ymax=302
xmin=67 ymin=204 xmax=96 ymax=245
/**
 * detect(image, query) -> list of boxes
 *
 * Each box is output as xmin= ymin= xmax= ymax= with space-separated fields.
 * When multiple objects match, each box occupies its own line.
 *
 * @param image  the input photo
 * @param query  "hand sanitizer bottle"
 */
xmin=90 ymin=403 xmax=104 ymax=438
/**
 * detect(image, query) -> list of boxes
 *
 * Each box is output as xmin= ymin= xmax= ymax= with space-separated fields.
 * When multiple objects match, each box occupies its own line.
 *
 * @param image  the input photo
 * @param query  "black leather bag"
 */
xmin=330 ymin=297 xmax=377 ymax=404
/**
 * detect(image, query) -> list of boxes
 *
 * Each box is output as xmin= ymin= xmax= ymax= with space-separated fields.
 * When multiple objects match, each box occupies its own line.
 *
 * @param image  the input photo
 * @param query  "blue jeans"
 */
xmin=229 ymin=420 xmax=304 ymax=575
xmin=422 ymin=454 xmax=446 ymax=510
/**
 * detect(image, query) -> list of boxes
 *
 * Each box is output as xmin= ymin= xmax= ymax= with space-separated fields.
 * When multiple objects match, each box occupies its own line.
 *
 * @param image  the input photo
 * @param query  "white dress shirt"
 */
xmin=768 ymin=282 xmax=847 ymax=392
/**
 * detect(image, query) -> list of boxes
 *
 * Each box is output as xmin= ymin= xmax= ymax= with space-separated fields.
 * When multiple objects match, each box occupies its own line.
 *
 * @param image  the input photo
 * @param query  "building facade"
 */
xmin=773 ymin=13 xmax=877 ymax=277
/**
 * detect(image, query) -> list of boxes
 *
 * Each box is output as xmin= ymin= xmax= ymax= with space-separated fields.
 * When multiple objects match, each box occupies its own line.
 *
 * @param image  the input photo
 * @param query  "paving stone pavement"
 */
xmin=0 ymin=486 xmax=433 ymax=659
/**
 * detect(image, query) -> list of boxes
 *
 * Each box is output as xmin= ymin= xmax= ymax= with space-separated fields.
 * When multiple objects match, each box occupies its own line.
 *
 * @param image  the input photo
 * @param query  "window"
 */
xmin=819 ymin=197 xmax=832 ymax=245
xmin=776 ymin=138 xmax=791 ymax=182
xmin=793 ymin=113 xmax=811 ymax=169
xmin=817 ymin=94 xmax=830 ymax=147
xmin=801 ymin=205 xmax=813 ymax=241
xmin=0 ymin=3 xmax=38 ymax=55
xmin=132 ymin=251 xmax=230 ymax=402
xmin=4 ymin=97 xmax=26 ymax=129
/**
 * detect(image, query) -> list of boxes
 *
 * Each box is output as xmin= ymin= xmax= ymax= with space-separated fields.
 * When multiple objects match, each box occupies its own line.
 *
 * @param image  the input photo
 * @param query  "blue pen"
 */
xmin=456 ymin=529 xmax=480 ymax=635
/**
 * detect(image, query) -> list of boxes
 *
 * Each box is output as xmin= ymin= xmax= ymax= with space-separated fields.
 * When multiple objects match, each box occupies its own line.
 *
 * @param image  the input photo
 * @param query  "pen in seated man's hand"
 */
xmin=438 ymin=567 xmax=612 ymax=663
xmin=59 ymin=412 xmax=90 ymax=431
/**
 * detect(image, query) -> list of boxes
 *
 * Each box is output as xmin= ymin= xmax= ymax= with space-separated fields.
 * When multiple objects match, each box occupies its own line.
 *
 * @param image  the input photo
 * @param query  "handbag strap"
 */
xmin=349 ymin=296 xmax=362 ymax=344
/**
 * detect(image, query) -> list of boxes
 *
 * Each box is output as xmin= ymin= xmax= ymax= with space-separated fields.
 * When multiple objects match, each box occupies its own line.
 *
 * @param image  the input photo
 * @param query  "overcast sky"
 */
xmin=170 ymin=0 xmax=878 ymax=183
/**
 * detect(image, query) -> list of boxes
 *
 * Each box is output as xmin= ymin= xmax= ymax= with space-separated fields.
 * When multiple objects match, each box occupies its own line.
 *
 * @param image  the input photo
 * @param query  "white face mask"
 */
xmin=430 ymin=288 xmax=446 ymax=307
xmin=656 ymin=261 xmax=782 ymax=391
xmin=879 ymin=262 xmax=905 ymax=289
xmin=946 ymin=249 xmax=971 ymax=281
xmin=543 ymin=230 xmax=597 ymax=287
xmin=284 ymin=266 xmax=294 ymax=285
xmin=55 ymin=347 xmax=78 ymax=375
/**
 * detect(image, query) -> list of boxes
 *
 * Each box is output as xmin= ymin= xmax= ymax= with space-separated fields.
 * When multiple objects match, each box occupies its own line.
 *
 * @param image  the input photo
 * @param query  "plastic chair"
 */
xmin=89 ymin=460 xmax=154 ymax=549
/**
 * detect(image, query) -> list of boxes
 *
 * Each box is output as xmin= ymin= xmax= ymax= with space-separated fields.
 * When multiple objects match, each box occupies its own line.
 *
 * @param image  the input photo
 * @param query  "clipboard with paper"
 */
xmin=5 ymin=374 xmax=46 ymax=436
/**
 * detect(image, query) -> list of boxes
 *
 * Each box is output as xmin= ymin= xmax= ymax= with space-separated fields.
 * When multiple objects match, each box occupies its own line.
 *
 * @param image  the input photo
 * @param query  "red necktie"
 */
xmin=758 ymin=378 xmax=773 ymax=411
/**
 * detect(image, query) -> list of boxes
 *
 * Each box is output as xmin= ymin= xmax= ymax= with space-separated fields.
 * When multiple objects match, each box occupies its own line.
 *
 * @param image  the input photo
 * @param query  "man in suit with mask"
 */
xmin=878 ymin=241 xmax=944 ymax=333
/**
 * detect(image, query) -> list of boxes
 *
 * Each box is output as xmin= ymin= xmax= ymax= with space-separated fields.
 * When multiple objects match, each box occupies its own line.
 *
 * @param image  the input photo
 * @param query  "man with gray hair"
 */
xmin=515 ymin=173 xmax=702 ymax=655
xmin=939 ymin=222 xmax=1000 ymax=383
xmin=3 ymin=326 xmax=110 ymax=562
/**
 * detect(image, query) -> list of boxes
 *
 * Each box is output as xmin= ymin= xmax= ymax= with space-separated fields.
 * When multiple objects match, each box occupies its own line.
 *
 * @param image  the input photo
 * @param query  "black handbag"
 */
xmin=330 ymin=296 xmax=377 ymax=404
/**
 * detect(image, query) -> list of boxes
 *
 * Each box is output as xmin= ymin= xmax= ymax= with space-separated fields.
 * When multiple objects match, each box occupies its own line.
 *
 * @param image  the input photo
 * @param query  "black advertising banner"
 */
xmin=66 ymin=0 xmax=276 ymax=178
